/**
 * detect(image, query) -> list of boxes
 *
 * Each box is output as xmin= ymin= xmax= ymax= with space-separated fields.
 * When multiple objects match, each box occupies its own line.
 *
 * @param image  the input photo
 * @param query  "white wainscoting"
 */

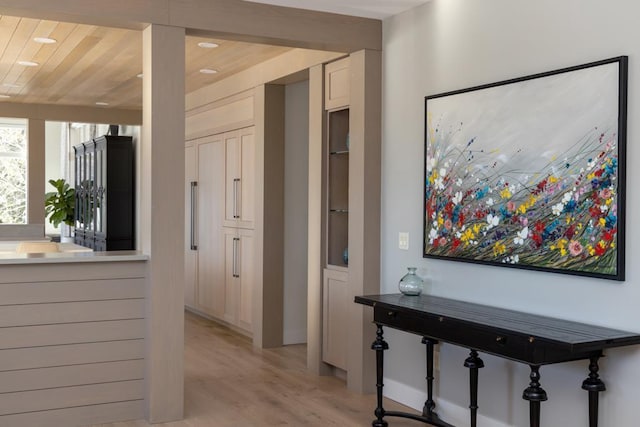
xmin=0 ymin=260 xmax=147 ymax=426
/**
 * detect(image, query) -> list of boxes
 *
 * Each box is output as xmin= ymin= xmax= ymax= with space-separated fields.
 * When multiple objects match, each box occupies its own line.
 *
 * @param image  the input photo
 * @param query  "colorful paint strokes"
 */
xmin=423 ymin=57 xmax=627 ymax=280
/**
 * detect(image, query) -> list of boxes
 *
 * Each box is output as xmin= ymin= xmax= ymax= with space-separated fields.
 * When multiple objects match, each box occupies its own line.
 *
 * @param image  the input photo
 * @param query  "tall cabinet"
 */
xmin=322 ymin=59 xmax=350 ymax=370
xmin=309 ymin=52 xmax=381 ymax=393
xmin=74 ymin=135 xmax=134 ymax=251
xmin=185 ymin=127 xmax=255 ymax=335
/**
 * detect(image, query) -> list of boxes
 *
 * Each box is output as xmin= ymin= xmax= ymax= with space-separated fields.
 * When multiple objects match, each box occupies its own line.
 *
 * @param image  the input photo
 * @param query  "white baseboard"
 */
xmin=383 ymin=376 xmax=429 ymax=412
xmin=383 ymin=377 xmax=512 ymax=427
xmin=283 ymin=328 xmax=307 ymax=345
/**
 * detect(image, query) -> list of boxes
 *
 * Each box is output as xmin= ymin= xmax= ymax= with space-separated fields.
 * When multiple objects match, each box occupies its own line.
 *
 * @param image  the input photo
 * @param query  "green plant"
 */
xmin=45 ymin=179 xmax=75 ymax=227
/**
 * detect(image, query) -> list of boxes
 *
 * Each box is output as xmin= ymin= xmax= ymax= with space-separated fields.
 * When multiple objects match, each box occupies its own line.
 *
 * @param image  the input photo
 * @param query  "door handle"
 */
xmin=233 ymin=237 xmax=240 ymax=278
xmin=233 ymin=178 xmax=240 ymax=219
xmin=190 ymin=181 xmax=198 ymax=250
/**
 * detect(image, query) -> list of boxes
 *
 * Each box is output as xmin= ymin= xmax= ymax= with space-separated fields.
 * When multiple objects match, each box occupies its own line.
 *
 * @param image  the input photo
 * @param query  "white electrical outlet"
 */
xmin=399 ymin=232 xmax=409 ymax=250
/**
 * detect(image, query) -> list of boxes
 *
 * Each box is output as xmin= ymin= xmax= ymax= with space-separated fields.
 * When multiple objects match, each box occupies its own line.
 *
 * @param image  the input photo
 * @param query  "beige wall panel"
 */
xmin=324 ymin=57 xmax=350 ymax=110
xmin=251 ymin=87 xmax=266 ymax=349
xmin=306 ymin=64 xmax=331 ymax=376
xmin=0 ymin=360 xmax=144 ymax=394
xmin=0 ymin=400 xmax=144 ymax=427
xmin=141 ymin=23 xmax=185 ymax=423
xmin=345 ymin=49 xmax=381 ymax=393
xmin=0 ymin=102 xmax=141 ymax=125
xmin=0 ymin=379 xmax=143 ymax=416
xmin=0 ymin=278 xmax=145 ymax=305
xmin=262 ymin=84 xmax=284 ymax=348
xmin=27 ymin=119 xmax=45 ymax=225
xmin=0 ymin=319 xmax=145 ymax=349
xmin=252 ymin=84 xmax=284 ymax=349
xmin=0 ymin=340 xmax=144 ymax=371
xmin=186 ymin=49 xmax=344 ymax=111
xmin=0 ymin=224 xmax=44 ymax=240
xmin=186 ymin=95 xmax=254 ymax=140
xmin=0 ymin=261 xmax=146 ymax=283
xmin=0 ymin=299 xmax=144 ymax=327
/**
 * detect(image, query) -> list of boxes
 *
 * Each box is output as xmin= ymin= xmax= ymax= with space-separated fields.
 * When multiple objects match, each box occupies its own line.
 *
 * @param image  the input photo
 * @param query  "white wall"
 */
xmin=382 ymin=1 xmax=640 ymax=425
xmin=44 ymin=121 xmax=63 ymax=235
xmin=283 ymin=80 xmax=309 ymax=345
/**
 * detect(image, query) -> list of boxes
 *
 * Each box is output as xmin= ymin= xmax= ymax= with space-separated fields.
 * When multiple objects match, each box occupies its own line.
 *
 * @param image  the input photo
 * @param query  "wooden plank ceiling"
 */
xmin=0 ymin=16 xmax=292 ymax=109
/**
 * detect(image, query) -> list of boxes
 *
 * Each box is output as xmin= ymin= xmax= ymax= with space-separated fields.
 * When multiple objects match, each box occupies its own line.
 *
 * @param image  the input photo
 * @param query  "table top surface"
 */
xmin=356 ymin=294 xmax=640 ymax=349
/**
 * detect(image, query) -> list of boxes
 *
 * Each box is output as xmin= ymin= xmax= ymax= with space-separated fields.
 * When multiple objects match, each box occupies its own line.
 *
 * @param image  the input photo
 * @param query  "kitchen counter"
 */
xmin=0 ymin=249 xmax=148 ymax=426
xmin=0 ymin=250 xmax=148 ymax=265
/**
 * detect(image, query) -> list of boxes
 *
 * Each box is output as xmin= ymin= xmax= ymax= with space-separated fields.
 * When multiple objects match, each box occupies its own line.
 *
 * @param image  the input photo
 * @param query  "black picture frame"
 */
xmin=423 ymin=56 xmax=627 ymax=281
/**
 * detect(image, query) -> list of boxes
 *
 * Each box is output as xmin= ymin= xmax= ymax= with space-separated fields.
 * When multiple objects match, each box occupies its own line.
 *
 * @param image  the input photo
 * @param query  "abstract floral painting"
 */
xmin=423 ymin=57 xmax=627 ymax=280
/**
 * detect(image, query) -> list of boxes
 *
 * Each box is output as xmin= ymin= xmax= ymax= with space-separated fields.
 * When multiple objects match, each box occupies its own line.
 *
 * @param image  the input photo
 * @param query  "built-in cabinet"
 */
xmin=311 ymin=51 xmax=381 ymax=393
xmin=322 ymin=268 xmax=348 ymax=369
xmin=325 ymin=58 xmax=350 ymax=110
xmin=187 ymin=135 xmax=225 ymax=318
xmin=185 ymin=127 xmax=255 ymax=335
xmin=322 ymin=57 xmax=350 ymax=371
xmin=223 ymin=227 xmax=254 ymax=331
xmin=224 ymin=128 xmax=255 ymax=229
xmin=74 ymin=135 xmax=134 ymax=251
xmin=327 ymin=108 xmax=350 ymax=268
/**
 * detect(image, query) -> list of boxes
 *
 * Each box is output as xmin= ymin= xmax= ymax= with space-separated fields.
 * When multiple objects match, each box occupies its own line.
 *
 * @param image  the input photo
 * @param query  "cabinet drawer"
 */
xmin=325 ymin=57 xmax=350 ymax=110
xmin=374 ymin=307 xmax=544 ymax=364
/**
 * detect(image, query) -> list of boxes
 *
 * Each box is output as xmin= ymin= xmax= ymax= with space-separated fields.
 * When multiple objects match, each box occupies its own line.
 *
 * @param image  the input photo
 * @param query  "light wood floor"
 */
xmin=95 ymin=311 xmax=420 ymax=427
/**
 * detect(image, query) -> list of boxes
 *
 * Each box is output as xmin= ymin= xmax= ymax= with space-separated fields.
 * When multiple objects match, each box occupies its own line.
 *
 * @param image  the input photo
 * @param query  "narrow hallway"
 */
xmin=97 ymin=311 xmax=418 ymax=426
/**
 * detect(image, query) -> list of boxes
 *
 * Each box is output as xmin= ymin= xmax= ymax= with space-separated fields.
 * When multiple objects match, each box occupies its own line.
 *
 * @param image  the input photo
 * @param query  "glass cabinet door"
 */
xmin=95 ymin=147 xmax=105 ymax=234
xmin=327 ymin=108 xmax=350 ymax=268
xmin=74 ymin=147 xmax=82 ymax=231
xmin=88 ymin=148 xmax=96 ymax=233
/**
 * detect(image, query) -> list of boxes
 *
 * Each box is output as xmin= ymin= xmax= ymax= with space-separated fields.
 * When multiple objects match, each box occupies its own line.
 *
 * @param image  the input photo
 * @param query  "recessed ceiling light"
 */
xmin=3 ymin=83 xmax=21 ymax=88
xmin=136 ymin=73 xmax=143 ymax=78
xmin=17 ymin=60 xmax=39 ymax=67
xmin=197 ymin=42 xmax=219 ymax=49
xmin=0 ymin=95 xmax=10 ymax=99
xmin=199 ymin=68 xmax=218 ymax=74
xmin=34 ymin=37 xmax=57 ymax=44
xmin=95 ymin=102 xmax=109 ymax=106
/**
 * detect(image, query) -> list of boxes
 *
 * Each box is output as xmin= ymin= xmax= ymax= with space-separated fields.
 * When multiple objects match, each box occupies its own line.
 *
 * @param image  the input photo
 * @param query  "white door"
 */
xmin=196 ymin=137 xmax=226 ymax=317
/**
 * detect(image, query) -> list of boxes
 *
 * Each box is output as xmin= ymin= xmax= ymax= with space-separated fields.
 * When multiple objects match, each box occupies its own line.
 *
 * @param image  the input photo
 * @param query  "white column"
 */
xmin=141 ymin=23 xmax=185 ymax=423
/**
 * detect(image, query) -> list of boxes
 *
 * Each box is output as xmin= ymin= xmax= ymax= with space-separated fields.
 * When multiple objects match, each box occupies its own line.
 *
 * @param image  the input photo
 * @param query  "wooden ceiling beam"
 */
xmin=0 ymin=101 xmax=141 ymax=124
xmin=0 ymin=0 xmax=381 ymax=53
xmin=0 ymin=0 xmax=164 ymax=31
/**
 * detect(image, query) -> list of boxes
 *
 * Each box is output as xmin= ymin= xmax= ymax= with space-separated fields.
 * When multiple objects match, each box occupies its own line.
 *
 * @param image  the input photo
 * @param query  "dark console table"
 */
xmin=355 ymin=294 xmax=640 ymax=427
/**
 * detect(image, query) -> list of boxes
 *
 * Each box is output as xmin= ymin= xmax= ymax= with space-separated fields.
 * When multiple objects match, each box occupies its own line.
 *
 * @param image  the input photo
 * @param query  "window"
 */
xmin=0 ymin=119 xmax=27 ymax=224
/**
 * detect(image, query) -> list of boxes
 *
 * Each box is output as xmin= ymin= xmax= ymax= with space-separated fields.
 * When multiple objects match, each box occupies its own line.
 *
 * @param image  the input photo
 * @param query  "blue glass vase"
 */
xmin=398 ymin=267 xmax=423 ymax=296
